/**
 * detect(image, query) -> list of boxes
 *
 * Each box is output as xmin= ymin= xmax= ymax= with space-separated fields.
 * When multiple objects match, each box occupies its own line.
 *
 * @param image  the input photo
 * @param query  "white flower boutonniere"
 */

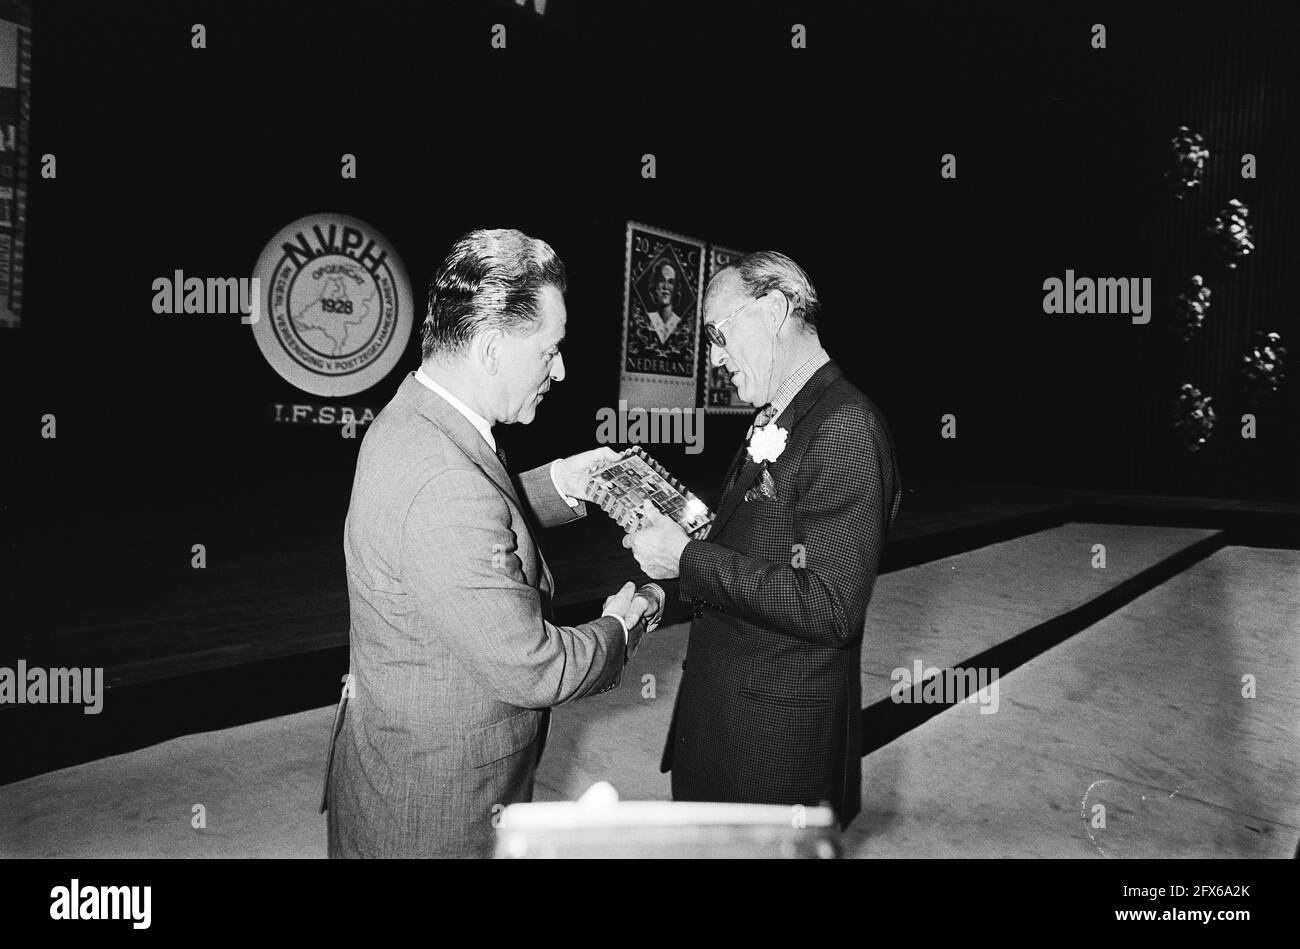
xmin=747 ymin=423 xmax=788 ymax=464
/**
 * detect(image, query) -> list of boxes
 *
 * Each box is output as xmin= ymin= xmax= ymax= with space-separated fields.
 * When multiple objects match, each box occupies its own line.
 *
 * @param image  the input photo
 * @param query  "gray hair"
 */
xmin=421 ymin=228 xmax=567 ymax=359
xmin=716 ymin=250 xmax=820 ymax=329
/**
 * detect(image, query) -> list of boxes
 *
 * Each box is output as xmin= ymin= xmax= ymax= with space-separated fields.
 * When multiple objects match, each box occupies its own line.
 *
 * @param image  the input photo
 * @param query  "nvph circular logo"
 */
xmin=251 ymin=212 xmax=413 ymax=397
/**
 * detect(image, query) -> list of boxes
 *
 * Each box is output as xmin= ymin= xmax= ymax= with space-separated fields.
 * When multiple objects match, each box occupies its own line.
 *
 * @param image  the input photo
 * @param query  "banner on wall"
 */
xmin=619 ymin=221 xmax=705 ymax=410
xmin=0 ymin=1 xmax=31 ymax=330
xmin=250 ymin=212 xmax=414 ymax=399
xmin=702 ymin=243 xmax=754 ymax=414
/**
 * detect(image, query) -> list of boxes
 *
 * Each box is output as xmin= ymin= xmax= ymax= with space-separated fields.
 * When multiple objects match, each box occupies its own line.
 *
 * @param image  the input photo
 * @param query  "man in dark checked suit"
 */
xmin=627 ymin=250 xmax=900 ymax=828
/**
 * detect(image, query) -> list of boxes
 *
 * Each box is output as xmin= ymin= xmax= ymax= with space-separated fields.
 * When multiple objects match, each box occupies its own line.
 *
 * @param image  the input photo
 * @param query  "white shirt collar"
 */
xmin=413 ymin=367 xmax=496 ymax=452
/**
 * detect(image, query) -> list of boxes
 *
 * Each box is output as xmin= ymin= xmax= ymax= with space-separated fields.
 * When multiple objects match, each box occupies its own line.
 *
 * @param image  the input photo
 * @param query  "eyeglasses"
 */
xmin=703 ymin=298 xmax=760 ymax=350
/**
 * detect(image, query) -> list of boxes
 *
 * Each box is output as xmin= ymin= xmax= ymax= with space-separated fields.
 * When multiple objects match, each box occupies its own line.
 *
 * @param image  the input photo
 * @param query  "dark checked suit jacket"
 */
xmin=660 ymin=359 xmax=900 ymax=828
xmin=324 ymin=373 xmax=641 ymax=858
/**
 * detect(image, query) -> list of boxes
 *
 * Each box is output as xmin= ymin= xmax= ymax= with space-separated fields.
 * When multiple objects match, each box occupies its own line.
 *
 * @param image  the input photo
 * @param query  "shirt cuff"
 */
xmin=549 ymin=459 xmax=581 ymax=508
xmin=600 ymin=610 xmax=630 ymax=645
xmin=637 ymin=583 xmax=666 ymax=632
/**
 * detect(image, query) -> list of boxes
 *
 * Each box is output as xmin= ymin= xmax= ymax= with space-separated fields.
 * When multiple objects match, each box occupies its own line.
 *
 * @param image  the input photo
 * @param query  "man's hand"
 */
xmin=555 ymin=447 xmax=621 ymax=500
xmin=624 ymin=502 xmax=690 ymax=579
xmin=632 ymin=583 xmax=665 ymax=632
xmin=628 ymin=594 xmax=652 ymax=627
xmin=602 ymin=580 xmax=650 ymax=630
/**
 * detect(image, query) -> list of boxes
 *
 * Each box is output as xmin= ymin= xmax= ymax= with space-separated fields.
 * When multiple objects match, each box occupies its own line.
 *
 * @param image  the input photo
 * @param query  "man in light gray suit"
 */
xmin=324 ymin=228 xmax=661 ymax=858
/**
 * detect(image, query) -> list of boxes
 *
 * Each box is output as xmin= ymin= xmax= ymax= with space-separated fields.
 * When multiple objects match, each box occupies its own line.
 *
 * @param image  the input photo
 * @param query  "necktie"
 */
xmin=721 ymin=403 xmax=773 ymax=499
xmin=747 ymin=402 xmax=778 ymax=439
xmin=495 ymin=445 xmax=509 ymax=471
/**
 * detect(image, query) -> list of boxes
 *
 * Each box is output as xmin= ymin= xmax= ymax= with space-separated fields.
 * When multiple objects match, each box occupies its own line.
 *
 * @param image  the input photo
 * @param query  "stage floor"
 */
xmin=847 ymin=545 xmax=1300 ymax=858
xmin=4 ymin=524 xmax=1294 ymax=858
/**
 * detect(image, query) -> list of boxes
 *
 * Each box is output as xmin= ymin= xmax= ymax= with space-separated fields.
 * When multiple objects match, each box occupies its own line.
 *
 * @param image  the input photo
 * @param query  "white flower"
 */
xmin=747 ymin=423 xmax=788 ymax=464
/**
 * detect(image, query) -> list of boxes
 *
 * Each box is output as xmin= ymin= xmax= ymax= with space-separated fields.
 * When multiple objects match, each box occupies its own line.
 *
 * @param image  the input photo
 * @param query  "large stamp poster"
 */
xmin=702 ymin=244 xmax=754 ymax=414
xmin=620 ymin=222 xmax=705 ymax=410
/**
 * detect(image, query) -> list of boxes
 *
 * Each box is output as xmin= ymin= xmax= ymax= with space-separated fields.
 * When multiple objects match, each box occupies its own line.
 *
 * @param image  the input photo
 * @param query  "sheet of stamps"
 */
xmin=587 ymin=446 xmax=715 ymax=538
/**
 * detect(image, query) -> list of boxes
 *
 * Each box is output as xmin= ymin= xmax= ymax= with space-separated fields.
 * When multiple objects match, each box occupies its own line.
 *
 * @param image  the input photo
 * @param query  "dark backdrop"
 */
xmin=6 ymin=0 xmax=1299 ymax=582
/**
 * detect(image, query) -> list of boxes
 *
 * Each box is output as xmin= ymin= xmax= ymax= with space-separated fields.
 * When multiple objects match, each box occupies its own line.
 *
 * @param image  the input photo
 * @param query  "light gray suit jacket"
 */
xmin=324 ymin=373 xmax=634 ymax=858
